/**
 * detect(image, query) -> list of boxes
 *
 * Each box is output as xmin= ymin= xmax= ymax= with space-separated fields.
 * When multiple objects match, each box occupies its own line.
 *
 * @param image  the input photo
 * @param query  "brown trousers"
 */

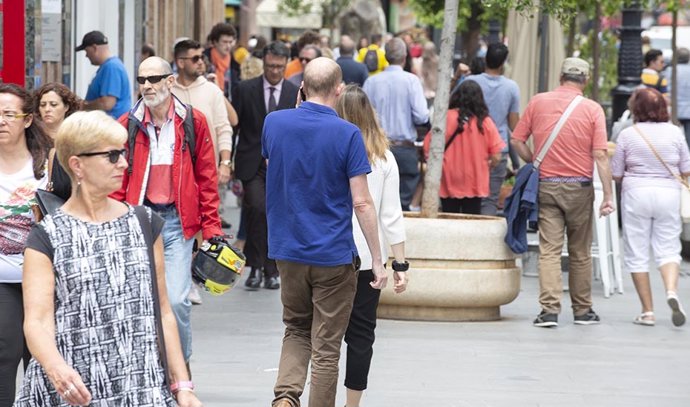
xmin=273 ymin=260 xmax=358 ymax=407
xmin=537 ymin=182 xmax=595 ymax=316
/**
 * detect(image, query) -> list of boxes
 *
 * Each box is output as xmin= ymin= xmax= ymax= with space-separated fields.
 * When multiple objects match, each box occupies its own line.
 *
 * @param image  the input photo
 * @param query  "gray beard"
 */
xmin=143 ymin=86 xmax=170 ymax=108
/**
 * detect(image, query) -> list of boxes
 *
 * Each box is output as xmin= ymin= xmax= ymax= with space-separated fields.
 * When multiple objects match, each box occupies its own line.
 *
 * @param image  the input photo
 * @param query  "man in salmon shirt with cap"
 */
xmin=511 ymin=57 xmax=615 ymax=329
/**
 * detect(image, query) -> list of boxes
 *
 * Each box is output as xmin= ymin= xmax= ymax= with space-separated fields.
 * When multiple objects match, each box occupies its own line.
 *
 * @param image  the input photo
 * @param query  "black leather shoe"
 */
xmin=244 ymin=268 xmax=261 ymax=290
xmin=264 ymin=276 xmax=280 ymax=289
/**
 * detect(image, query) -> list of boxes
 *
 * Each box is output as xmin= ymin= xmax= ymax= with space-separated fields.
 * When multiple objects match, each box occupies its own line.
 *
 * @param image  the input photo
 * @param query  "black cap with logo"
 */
xmin=75 ymin=31 xmax=108 ymax=52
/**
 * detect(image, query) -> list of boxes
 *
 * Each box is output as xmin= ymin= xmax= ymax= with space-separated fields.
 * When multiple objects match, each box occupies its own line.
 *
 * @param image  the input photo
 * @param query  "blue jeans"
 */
xmin=159 ymin=209 xmax=195 ymax=361
xmin=481 ymin=155 xmax=508 ymax=216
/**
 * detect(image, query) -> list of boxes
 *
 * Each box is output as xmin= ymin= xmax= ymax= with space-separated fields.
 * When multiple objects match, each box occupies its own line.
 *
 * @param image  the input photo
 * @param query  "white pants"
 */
xmin=622 ymin=186 xmax=682 ymax=272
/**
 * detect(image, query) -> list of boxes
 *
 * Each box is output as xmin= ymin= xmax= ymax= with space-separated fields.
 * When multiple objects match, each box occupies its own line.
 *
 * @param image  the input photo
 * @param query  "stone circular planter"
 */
xmin=378 ymin=212 xmax=520 ymax=322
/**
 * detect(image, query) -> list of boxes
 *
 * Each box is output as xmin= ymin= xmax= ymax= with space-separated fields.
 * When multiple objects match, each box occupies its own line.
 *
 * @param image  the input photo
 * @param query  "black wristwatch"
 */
xmin=392 ymin=260 xmax=409 ymax=272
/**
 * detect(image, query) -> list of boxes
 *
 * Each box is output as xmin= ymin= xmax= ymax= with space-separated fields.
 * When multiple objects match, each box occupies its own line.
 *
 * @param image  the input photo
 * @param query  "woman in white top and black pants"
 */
xmin=335 ymin=85 xmax=408 ymax=407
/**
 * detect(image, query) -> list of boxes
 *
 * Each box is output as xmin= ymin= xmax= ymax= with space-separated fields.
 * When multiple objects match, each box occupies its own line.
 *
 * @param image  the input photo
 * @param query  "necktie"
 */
xmin=268 ymin=87 xmax=277 ymax=113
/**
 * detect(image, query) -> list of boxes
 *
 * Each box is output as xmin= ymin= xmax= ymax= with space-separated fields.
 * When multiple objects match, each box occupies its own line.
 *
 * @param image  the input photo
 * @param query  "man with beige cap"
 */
xmin=511 ymin=57 xmax=615 ymax=328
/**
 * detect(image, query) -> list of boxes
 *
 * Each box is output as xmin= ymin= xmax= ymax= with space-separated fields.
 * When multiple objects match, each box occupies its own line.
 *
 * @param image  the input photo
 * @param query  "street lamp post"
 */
xmin=611 ymin=1 xmax=643 ymax=123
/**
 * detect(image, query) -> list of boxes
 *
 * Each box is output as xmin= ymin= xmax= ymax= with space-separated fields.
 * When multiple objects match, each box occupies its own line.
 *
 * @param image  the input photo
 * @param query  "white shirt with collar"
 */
xmin=263 ymin=76 xmax=284 ymax=112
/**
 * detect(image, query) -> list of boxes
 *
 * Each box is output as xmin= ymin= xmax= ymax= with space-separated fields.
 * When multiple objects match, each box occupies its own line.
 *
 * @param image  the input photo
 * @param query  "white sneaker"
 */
xmin=188 ymin=284 xmax=203 ymax=305
xmin=667 ymin=292 xmax=686 ymax=327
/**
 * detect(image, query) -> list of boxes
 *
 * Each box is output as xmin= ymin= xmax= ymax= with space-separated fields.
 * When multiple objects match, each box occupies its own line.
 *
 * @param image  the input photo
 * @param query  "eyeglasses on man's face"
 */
xmin=265 ymin=64 xmax=286 ymax=71
xmin=77 ymin=149 xmax=127 ymax=164
xmin=0 ymin=111 xmax=29 ymax=122
xmin=136 ymin=74 xmax=172 ymax=85
xmin=178 ymin=55 xmax=203 ymax=63
xmin=299 ymin=57 xmax=313 ymax=64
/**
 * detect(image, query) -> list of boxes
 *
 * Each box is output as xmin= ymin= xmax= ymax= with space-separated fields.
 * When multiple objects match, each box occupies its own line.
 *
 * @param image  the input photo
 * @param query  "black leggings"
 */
xmin=344 ymin=270 xmax=381 ymax=391
xmin=441 ymin=197 xmax=482 ymax=214
xmin=0 ymin=283 xmax=30 ymax=407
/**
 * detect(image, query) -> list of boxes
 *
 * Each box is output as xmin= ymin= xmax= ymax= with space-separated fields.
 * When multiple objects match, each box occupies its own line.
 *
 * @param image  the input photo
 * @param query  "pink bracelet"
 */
xmin=170 ymin=381 xmax=194 ymax=394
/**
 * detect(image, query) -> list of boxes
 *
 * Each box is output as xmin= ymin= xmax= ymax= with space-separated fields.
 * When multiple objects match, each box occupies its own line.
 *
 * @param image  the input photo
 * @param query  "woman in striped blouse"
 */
xmin=611 ymin=87 xmax=690 ymax=327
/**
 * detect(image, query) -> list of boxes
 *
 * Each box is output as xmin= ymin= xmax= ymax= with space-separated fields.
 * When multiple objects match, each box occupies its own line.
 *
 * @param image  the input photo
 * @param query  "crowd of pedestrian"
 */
xmin=0 ymin=19 xmax=688 ymax=407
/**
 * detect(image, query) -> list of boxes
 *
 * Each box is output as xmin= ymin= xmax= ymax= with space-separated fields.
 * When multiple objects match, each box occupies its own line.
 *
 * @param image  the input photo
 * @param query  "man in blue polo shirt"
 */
xmin=76 ymin=31 xmax=131 ymax=118
xmin=262 ymin=57 xmax=385 ymax=407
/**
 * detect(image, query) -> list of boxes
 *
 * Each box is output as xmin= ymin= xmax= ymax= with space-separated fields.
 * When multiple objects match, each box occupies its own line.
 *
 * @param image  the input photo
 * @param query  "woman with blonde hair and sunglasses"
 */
xmin=335 ymin=84 xmax=407 ymax=407
xmin=15 ymin=111 xmax=201 ymax=407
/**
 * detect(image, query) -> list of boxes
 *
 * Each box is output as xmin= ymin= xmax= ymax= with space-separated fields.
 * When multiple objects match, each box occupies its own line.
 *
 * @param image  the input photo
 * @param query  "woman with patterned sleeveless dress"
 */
xmin=14 ymin=111 xmax=202 ymax=406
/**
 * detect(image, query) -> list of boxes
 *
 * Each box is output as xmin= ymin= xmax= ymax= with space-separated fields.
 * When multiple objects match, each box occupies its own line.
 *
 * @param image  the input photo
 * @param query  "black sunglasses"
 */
xmin=77 ymin=149 xmax=127 ymax=164
xmin=178 ymin=55 xmax=203 ymax=63
xmin=136 ymin=74 xmax=172 ymax=85
xmin=299 ymin=57 xmax=313 ymax=63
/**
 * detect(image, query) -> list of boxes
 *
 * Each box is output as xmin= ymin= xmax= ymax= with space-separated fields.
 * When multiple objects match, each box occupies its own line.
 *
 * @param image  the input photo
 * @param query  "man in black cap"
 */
xmin=76 ymin=30 xmax=131 ymax=118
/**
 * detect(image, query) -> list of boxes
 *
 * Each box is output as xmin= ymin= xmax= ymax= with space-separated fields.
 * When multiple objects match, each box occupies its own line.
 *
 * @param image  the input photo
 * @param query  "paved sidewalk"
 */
xmin=16 ymin=199 xmax=688 ymax=406
xmin=190 ymin=204 xmax=690 ymax=407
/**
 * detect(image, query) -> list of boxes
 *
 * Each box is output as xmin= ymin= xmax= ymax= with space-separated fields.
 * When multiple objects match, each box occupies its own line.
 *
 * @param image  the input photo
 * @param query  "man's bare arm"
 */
xmin=508 ymin=112 xmax=520 ymax=131
xmin=83 ymin=96 xmax=116 ymax=112
xmin=510 ymin=138 xmax=533 ymax=163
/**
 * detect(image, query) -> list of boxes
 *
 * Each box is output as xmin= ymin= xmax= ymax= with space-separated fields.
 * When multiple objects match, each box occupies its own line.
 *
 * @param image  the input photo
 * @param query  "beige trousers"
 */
xmin=537 ymin=182 xmax=595 ymax=316
xmin=272 ymin=260 xmax=358 ymax=407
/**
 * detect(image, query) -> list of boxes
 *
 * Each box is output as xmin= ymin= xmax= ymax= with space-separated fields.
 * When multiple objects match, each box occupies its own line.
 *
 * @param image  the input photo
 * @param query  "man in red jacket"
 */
xmin=112 ymin=56 xmax=223 ymax=364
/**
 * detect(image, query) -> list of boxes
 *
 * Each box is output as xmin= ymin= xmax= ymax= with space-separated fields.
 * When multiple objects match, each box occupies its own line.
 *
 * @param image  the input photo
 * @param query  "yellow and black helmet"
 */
xmin=192 ymin=238 xmax=245 ymax=296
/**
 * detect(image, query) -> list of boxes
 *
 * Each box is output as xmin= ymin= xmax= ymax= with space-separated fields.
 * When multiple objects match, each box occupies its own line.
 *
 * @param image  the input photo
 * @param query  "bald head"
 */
xmin=339 ymin=35 xmax=355 ymax=57
xmin=138 ymin=56 xmax=174 ymax=108
xmin=303 ymin=57 xmax=342 ymax=99
xmin=138 ymin=56 xmax=173 ymax=75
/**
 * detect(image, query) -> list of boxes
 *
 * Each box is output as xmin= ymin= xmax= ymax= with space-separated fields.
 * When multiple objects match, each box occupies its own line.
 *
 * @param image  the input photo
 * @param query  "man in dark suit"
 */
xmin=336 ymin=35 xmax=368 ymax=87
xmin=233 ymin=41 xmax=299 ymax=290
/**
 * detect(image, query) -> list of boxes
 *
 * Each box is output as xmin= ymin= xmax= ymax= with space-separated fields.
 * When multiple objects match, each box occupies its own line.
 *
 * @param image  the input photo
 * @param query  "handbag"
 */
xmin=133 ymin=206 xmax=170 ymax=386
xmin=632 ymin=125 xmax=690 ymax=222
xmin=35 ymin=188 xmax=66 ymax=218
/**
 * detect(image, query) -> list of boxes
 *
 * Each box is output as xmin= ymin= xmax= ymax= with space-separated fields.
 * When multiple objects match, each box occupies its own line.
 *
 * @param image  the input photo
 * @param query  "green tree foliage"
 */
xmin=278 ymin=0 xmax=352 ymax=29
xmin=578 ymin=29 xmax=619 ymax=102
xmin=408 ymin=0 xmax=629 ymax=31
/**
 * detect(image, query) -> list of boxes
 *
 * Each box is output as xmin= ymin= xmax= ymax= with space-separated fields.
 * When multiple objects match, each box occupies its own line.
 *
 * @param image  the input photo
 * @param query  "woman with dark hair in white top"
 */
xmin=335 ymin=84 xmax=408 ymax=407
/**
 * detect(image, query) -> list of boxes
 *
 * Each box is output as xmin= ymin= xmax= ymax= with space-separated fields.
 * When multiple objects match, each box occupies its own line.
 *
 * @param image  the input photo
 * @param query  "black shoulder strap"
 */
xmin=656 ymin=74 xmax=664 ymax=91
xmin=183 ymin=105 xmax=196 ymax=167
xmin=133 ymin=205 xmax=170 ymax=385
xmin=127 ymin=114 xmax=139 ymax=175
xmin=444 ymin=128 xmax=461 ymax=151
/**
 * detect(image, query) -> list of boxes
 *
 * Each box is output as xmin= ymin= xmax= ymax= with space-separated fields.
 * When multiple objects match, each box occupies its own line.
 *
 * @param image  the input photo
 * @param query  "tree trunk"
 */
xmin=672 ymin=8 xmax=678 ymax=123
xmin=591 ymin=3 xmax=602 ymax=102
xmin=421 ymin=0 xmax=459 ymax=218
xmin=460 ymin=1 xmax=482 ymax=59
xmin=566 ymin=15 xmax=577 ymax=57
xmin=239 ymin=0 xmax=258 ymax=46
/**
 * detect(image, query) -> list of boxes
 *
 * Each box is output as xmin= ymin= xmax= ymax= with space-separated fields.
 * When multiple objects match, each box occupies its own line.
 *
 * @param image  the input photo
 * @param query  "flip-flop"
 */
xmin=633 ymin=311 xmax=655 ymax=326
xmin=667 ymin=293 xmax=687 ymax=327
